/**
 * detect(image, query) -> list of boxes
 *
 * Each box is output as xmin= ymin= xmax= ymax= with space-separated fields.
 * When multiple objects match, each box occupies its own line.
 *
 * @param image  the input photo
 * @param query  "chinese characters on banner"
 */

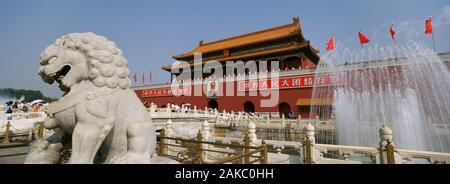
xmin=141 ymin=87 xmax=192 ymax=97
xmin=141 ymin=74 xmax=347 ymax=97
xmin=238 ymin=74 xmax=346 ymax=91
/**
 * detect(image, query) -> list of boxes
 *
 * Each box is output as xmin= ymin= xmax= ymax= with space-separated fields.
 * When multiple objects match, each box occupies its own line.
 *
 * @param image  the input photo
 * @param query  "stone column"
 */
xmin=165 ymin=119 xmax=174 ymax=155
xmin=238 ymin=113 xmax=244 ymax=126
xmin=230 ymin=111 xmax=234 ymax=127
xmin=202 ymin=120 xmax=211 ymax=140
xmin=180 ymin=104 xmax=184 ymax=111
xmin=166 ymin=103 xmax=171 ymax=112
xmin=196 ymin=130 xmax=204 ymax=164
xmin=165 ymin=119 xmax=174 ymax=136
xmin=247 ymin=121 xmax=257 ymax=145
xmin=201 ymin=120 xmax=211 ymax=162
xmin=166 ymin=103 xmax=172 ymax=117
xmin=150 ymin=102 xmax=156 ymax=113
xmin=379 ymin=124 xmax=398 ymax=164
xmin=302 ymin=122 xmax=316 ymax=164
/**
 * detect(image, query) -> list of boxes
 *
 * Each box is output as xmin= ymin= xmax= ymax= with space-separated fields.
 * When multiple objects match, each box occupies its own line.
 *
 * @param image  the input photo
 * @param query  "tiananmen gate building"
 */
xmin=132 ymin=17 xmax=450 ymax=118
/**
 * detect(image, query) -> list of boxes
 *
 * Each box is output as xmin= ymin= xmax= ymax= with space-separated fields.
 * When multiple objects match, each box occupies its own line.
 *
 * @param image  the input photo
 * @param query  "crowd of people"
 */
xmin=3 ymin=100 xmax=44 ymax=114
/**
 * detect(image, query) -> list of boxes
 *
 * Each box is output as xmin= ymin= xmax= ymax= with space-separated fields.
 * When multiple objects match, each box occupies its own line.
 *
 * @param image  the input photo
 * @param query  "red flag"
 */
xmin=142 ymin=71 xmax=145 ymax=83
xmin=358 ymin=31 xmax=370 ymax=45
xmin=425 ymin=16 xmax=433 ymax=35
xmin=326 ymin=35 xmax=334 ymax=52
xmin=390 ymin=24 xmax=396 ymax=41
xmin=133 ymin=72 xmax=137 ymax=82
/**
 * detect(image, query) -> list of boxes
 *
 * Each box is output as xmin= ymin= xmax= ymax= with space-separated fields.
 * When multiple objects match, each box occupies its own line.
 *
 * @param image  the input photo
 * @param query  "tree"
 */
xmin=0 ymin=88 xmax=57 ymax=103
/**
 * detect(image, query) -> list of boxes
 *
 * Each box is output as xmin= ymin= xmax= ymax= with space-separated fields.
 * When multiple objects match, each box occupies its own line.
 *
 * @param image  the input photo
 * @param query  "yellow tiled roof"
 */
xmin=173 ymin=17 xmax=304 ymax=60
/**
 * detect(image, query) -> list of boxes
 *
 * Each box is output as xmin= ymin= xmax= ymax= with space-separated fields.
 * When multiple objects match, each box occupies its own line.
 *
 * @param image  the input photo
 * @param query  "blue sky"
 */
xmin=0 ymin=0 xmax=449 ymax=97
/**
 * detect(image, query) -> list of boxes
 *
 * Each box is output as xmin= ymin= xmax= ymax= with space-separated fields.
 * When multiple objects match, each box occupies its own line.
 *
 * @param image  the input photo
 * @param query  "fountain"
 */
xmin=310 ymin=42 xmax=450 ymax=153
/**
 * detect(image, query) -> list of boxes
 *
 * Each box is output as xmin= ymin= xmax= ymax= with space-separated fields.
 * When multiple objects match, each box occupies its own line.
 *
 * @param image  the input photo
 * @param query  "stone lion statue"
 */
xmin=25 ymin=32 xmax=156 ymax=164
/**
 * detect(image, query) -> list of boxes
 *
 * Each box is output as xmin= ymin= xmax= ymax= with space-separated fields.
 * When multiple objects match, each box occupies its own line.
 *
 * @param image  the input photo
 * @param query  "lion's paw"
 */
xmin=24 ymin=139 xmax=63 ymax=164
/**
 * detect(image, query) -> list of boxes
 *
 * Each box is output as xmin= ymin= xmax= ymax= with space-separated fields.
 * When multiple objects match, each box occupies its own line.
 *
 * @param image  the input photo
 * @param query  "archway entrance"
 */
xmin=278 ymin=102 xmax=291 ymax=118
xmin=208 ymin=99 xmax=219 ymax=110
xmin=243 ymin=101 xmax=255 ymax=113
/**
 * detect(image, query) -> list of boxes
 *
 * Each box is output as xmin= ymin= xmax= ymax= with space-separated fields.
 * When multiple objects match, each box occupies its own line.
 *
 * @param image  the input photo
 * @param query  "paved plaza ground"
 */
xmin=0 ymin=143 xmax=28 ymax=164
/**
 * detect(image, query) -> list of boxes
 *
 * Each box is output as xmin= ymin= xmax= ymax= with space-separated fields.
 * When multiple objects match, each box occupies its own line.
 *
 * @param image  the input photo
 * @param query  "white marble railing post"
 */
xmin=302 ymin=122 xmax=316 ymax=164
xmin=201 ymin=120 xmax=211 ymax=162
xmin=165 ymin=119 xmax=175 ymax=155
xmin=193 ymin=106 xmax=198 ymax=117
xmin=166 ymin=103 xmax=171 ymax=112
xmin=379 ymin=124 xmax=399 ymax=164
xmin=165 ymin=119 xmax=174 ymax=137
xmin=238 ymin=114 xmax=244 ymax=126
xmin=215 ymin=115 xmax=221 ymax=124
xmin=230 ymin=111 xmax=235 ymax=127
xmin=297 ymin=115 xmax=301 ymax=126
xmin=202 ymin=120 xmax=211 ymax=140
xmin=165 ymin=103 xmax=171 ymax=117
xmin=149 ymin=102 xmax=156 ymax=113
xmin=181 ymin=104 xmax=185 ymax=112
xmin=281 ymin=114 xmax=286 ymax=128
xmin=247 ymin=121 xmax=257 ymax=145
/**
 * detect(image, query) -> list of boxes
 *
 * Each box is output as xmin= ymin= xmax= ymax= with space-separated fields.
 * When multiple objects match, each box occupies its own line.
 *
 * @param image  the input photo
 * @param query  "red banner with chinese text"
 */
xmin=142 ymin=87 xmax=192 ymax=97
xmin=237 ymin=74 xmax=346 ymax=91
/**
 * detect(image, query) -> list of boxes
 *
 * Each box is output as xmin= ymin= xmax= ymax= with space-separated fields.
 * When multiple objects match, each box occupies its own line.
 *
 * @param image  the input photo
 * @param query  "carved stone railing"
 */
xmin=156 ymin=115 xmax=450 ymax=164
xmin=313 ymin=144 xmax=379 ymax=164
xmin=1 ymin=111 xmax=46 ymax=133
xmin=1 ymin=121 xmax=45 ymax=144
xmin=2 ymin=112 xmax=46 ymax=122
xmin=158 ymin=129 xmax=267 ymax=164
xmin=395 ymin=149 xmax=450 ymax=164
xmin=300 ymin=123 xmax=450 ymax=164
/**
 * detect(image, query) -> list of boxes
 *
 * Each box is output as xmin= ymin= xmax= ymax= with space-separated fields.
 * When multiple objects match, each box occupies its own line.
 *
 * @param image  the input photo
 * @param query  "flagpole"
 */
xmin=426 ymin=16 xmax=436 ymax=52
xmin=359 ymin=29 xmax=363 ymax=50
xmin=393 ymin=36 xmax=397 ymax=48
xmin=431 ymin=32 xmax=436 ymax=52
